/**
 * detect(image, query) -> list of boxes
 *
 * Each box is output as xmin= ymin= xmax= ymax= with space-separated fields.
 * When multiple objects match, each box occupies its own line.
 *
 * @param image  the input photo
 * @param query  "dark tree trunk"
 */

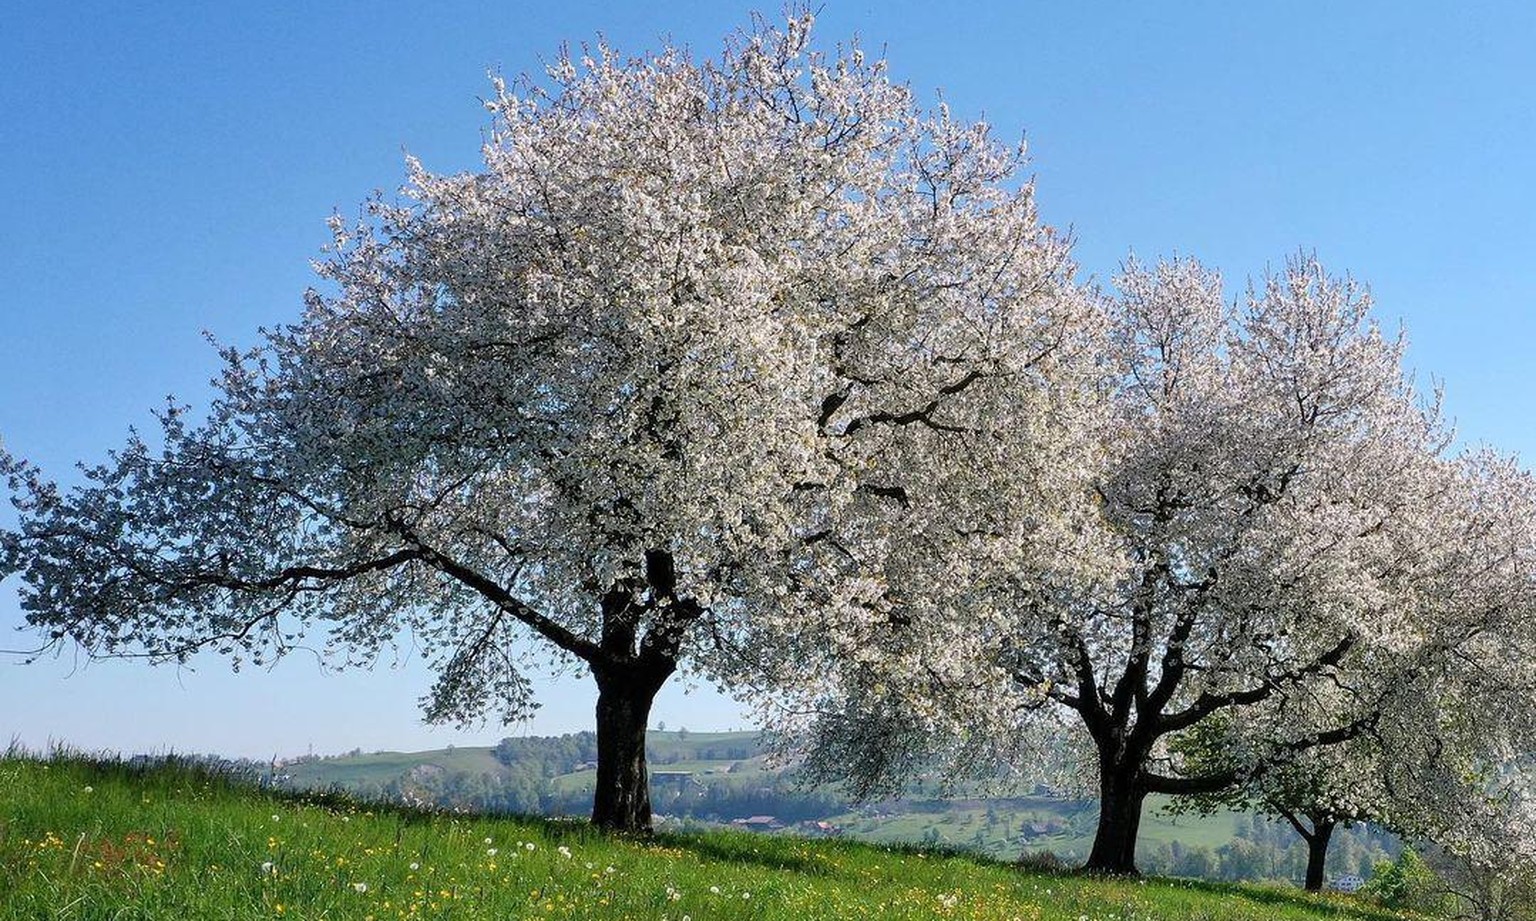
xmin=1303 ymin=818 xmax=1335 ymax=892
xmin=590 ymin=663 xmax=670 ymax=833
xmin=1084 ymin=766 xmax=1148 ymax=875
xmin=1277 ymin=806 xmax=1338 ymax=893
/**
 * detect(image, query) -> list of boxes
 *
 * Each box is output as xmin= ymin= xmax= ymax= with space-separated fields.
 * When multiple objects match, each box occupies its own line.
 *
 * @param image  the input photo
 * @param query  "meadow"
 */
xmin=0 ymin=754 xmax=1424 ymax=921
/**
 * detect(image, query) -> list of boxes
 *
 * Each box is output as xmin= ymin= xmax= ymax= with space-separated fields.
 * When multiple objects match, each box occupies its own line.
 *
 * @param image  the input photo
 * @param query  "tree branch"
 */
xmin=396 ymin=528 xmax=605 ymax=664
xmin=1157 ymin=633 xmax=1357 ymax=735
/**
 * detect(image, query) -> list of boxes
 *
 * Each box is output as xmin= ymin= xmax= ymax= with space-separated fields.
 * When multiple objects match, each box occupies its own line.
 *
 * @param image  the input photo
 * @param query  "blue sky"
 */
xmin=3 ymin=2 xmax=1534 ymax=759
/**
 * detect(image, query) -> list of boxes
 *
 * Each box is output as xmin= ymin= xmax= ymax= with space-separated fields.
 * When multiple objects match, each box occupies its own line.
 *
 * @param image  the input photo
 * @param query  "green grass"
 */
xmin=0 ymin=755 xmax=1430 ymax=920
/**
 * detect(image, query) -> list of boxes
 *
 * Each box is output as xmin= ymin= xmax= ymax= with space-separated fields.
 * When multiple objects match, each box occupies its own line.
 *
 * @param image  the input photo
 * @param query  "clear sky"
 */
xmin=3 ymin=2 xmax=1534 ymax=759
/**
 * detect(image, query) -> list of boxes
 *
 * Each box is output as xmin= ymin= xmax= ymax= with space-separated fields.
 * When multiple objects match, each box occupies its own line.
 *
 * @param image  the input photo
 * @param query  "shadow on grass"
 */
xmin=1139 ymin=874 xmax=1402 ymax=921
xmin=653 ymin=830 xmax=833 ymax=876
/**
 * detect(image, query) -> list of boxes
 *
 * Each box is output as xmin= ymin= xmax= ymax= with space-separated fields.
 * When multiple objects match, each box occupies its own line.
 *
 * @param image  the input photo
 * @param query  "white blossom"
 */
xmin=0 ymin=11 xmax=1082 ymax=834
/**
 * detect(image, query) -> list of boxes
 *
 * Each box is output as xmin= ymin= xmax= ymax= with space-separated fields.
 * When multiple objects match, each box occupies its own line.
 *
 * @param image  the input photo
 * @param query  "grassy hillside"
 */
xmin=0 ymin=755 xmax=1426 ymax=921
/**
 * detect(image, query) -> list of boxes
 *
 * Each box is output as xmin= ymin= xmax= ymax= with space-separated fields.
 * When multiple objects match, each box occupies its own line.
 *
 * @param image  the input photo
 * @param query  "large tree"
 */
xmin=784 ymin=255 xmax=1536 ymax=873
xmin=0 ymin=13 xmax=1090 ymax=833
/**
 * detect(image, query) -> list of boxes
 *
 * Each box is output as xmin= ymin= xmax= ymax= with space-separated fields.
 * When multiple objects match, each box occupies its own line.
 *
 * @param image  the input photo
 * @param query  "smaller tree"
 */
xmin=1412 ymin=758 xmax=1536 ymax=920
xmin=1170 ymin=714 xmax=1397 ymax=890
xmin=1169 ymin=591 xmax=1536 ymax=894
xmin=782 ymin=255 xmax=1491 ymax=871
xmin=1427 ymin=848 xmax=1536 ymax=921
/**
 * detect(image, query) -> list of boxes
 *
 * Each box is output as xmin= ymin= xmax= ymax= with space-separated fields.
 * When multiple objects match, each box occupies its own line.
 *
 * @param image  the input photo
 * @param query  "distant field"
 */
xmin=549 ymin=758 xmax=775 ymax=795
xmin=0 ymin=755 xmax=1420 ymax=921
xmin=282 ymin=735 xmax=778 ymax=804
xmin=283 ymin=731 xmax=769 ymax=790
xmin=284 ymin=746 xmax=509 ymax=788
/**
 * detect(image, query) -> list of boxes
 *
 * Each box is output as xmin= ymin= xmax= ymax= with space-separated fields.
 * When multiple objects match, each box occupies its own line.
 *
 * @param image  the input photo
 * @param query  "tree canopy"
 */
xmin=0 ymin=12 xmax=1091 ymax=833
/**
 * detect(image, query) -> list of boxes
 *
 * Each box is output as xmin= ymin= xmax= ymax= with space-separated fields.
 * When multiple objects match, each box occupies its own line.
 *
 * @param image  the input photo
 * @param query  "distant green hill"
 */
xmin=0 ymin=754 xmax=1424 ymax=920
xmin=275 ymin=731 xmax=1399 ymax=884
xmin=283 ymin=730 xmax=766 ymax=792
xmin=286 ymin=744 xmax=510 ymax=787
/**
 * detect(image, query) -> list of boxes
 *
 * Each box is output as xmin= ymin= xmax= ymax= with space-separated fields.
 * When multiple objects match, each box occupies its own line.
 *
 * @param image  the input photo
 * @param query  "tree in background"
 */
xmin=1363 ymin=848 xmax=1452 ymax=915
xmin=1168 ymin=714 xmax=1354 ymax=890
xmin=786 ymin=254 xmax=1536 ymax=874
xmin=1171 ymin=708 xmax=1422 ymax=891
xmin=1168 ymin=452 xmax=1536 ymax=890
xmin=0 ymin=12 xmax=1091 ymax=833
xmin=1427 ymin=789 xmax=1536 ymax=921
